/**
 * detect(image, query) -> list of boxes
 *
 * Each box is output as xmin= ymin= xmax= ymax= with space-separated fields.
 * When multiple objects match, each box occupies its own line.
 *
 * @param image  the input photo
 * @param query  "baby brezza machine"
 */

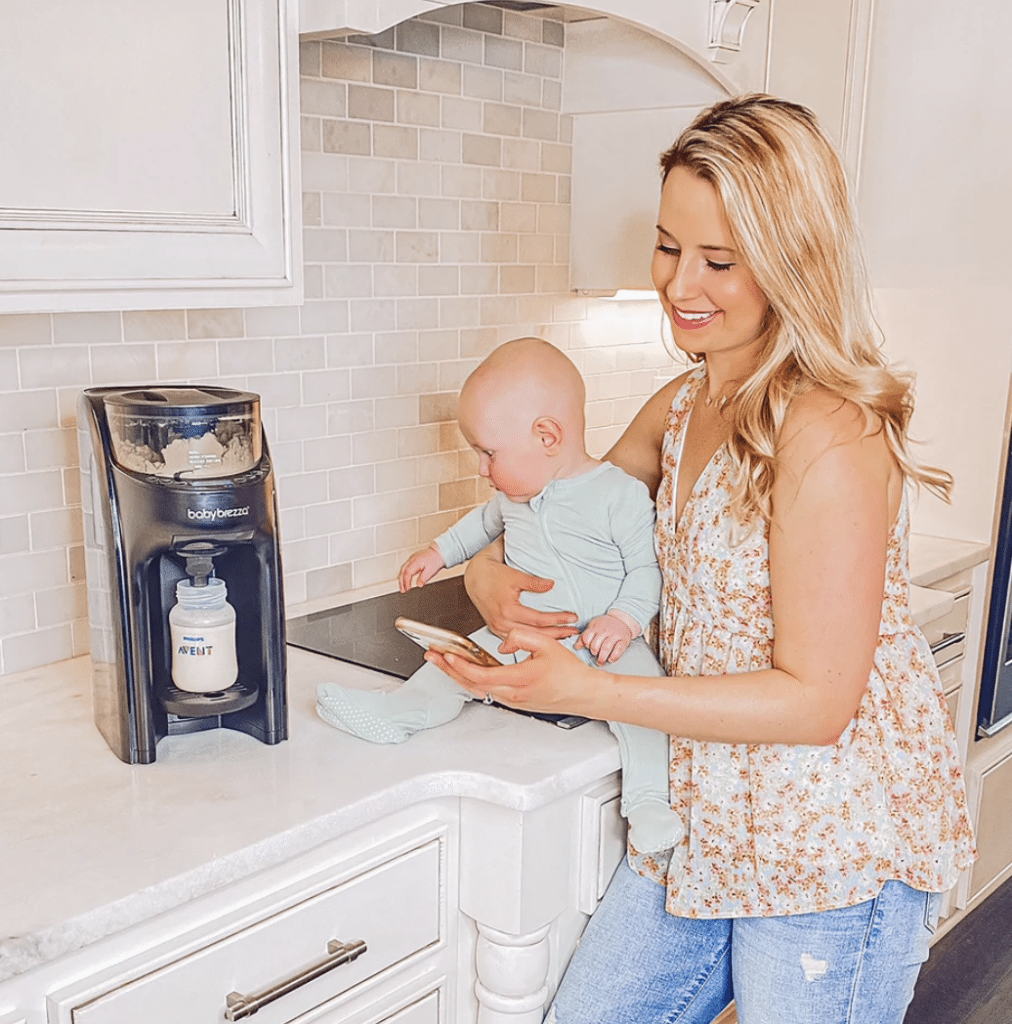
xmin=78 ymin=386 xmax=287 ymax=764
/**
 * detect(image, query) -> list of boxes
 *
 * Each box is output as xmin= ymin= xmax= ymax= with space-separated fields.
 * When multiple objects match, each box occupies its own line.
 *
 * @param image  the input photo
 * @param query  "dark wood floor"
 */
xmin=906 ymin=875 xmax=1012 ymax=1024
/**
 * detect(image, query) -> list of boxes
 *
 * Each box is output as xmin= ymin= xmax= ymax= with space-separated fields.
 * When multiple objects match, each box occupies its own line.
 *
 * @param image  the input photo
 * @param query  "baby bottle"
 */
xmin=169 ymin=577 xmax=239 ymax=693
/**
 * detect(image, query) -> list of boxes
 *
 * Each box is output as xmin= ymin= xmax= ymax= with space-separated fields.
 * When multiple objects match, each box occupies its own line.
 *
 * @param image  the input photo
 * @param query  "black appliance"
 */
xmin=78 ymin=386 xmax=288 ymax=764
xmin=979 ymin=401 xmax=1012 ymax=737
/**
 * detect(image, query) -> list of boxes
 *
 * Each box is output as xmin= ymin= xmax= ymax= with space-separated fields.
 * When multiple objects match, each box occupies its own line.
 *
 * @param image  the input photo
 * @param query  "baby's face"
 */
xmin=458 ymin=402 xmax=555 ymax=503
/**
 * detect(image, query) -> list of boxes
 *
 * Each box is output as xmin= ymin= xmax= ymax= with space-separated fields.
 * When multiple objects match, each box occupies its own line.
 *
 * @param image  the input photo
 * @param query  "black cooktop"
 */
xmin=287 ymin=575 xmax=484 ymax=680
xmin=286 ymin=575 xmax=588 ymax=728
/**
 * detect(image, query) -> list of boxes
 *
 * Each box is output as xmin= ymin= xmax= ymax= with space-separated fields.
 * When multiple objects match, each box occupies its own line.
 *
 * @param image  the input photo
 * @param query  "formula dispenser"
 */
xmin=78 ymin=386 xmax=287 ymax=763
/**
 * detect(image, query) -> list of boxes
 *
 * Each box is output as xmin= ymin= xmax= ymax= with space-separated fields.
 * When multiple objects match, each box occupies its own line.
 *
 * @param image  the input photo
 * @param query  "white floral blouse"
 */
xmin=629 ymin=367 xmax=977 ymax=918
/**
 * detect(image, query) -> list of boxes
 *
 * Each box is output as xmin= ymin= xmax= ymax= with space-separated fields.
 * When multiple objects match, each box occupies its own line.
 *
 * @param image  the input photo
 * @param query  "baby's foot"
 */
xmin=316 ymin=683 xmax=469 ymax=744
xmin=624 ymin=797 xmax=684 ymax=854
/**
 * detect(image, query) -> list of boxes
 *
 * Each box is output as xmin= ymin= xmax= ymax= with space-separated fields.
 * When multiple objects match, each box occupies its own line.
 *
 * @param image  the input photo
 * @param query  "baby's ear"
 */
xmin=533 ymin=416 xmax=564 ymax=454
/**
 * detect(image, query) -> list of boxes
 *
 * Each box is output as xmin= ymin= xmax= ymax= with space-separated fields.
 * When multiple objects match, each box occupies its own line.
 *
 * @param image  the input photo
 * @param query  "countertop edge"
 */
xmin=909 ymin=534 xmax=990 ymax=587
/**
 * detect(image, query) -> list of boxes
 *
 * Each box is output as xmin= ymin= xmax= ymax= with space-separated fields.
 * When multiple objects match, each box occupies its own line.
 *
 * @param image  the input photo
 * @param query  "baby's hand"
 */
xmin=576 ymin=613 xmax=633 ymax=665
xmin=399 ymin=545 xmax=445 ymax=592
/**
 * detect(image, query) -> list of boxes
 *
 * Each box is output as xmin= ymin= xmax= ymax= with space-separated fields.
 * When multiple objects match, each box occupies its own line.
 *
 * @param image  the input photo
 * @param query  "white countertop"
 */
xmin=909 ymin=533 xmax=989 ymax=587
xmin=0 ymin=649 xmax=618 ymax=982
xmin=0 ymin=532 xmax=989 ymax=983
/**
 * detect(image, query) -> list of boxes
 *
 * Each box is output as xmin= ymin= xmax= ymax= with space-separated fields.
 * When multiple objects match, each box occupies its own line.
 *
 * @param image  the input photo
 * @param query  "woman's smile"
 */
xmin=671 ymin=307 xmax=721 ymax=330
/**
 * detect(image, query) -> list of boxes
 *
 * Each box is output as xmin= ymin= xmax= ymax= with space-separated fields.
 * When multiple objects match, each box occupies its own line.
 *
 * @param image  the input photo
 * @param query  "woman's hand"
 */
xmin=425 ymin=628 xmax=597 ymax=716
xmin=463 ymin=540 xmax=579 ymax=640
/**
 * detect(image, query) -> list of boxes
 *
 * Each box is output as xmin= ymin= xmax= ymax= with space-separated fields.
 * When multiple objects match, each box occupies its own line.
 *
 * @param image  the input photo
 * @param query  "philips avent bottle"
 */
xmin=169 ymin=577 xmax=239 ymax=693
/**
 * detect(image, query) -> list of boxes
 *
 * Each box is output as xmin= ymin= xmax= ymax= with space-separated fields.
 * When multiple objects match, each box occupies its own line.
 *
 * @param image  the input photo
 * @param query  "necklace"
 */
xmin=704 ymin=392 xmax=729 ymax=409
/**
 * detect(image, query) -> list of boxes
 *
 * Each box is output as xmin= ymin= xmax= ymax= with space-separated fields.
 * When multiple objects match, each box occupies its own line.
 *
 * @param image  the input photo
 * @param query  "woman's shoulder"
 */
xmin=775 ymin=384 xmax=896 ymax=492
xmin=778 ymin=385 xmax=882 ymax=454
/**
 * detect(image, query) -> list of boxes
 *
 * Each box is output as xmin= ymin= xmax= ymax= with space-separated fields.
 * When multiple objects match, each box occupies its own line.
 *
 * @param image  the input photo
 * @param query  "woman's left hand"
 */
xmin=425 ymin=627 xmax=598 ymax=716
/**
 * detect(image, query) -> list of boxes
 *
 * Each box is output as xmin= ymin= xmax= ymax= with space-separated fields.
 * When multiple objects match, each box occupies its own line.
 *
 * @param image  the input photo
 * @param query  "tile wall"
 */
xmin=0 ymin=3 xmax=678 ymax=676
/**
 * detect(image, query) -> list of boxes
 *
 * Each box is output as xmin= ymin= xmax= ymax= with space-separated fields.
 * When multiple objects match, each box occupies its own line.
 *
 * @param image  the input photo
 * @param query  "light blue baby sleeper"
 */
xmin=318 ymin=462 xmax=681 ymax=854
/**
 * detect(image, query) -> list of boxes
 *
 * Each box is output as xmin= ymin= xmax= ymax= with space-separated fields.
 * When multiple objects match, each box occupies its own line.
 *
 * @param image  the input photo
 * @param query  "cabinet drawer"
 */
xmin=937 ymin=655 xmax=963 ymax=694
xmin=381 ymin=991 xmax=440 ymax=1024
xmin=314 ymin=988 xmax=440 ymax=1024
xmin=67 ymin=840 xmax=441 ymax=1024
xmin=922 ymin=591 xmax=969 ymax=651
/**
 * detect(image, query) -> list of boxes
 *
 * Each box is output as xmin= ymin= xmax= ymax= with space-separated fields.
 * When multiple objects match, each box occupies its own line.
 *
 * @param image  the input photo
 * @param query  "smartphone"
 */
xmin=394 ymin=617 xmax=591 ymax=730
xmin=395 ymin=617 xmax=501 ymax=668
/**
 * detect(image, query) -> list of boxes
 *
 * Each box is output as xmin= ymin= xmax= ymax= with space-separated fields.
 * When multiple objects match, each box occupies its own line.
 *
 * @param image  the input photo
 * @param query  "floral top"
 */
xmin=629 ymin=367 xmax=977 ymax=918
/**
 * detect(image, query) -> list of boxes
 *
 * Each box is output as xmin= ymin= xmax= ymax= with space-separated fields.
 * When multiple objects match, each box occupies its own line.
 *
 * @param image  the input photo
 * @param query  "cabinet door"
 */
xmin=766 ymin=0 xmax=875 ymax=187
xmin=967 ymin=746 xmax=1012 ymax=903
xmin=0 ymin=0 xmax=301 ymax=312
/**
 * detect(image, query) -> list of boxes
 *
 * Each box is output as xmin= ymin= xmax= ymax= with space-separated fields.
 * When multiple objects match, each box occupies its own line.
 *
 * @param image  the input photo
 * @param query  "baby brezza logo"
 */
xmin=186 ymin=506 xmax=249 ymax=521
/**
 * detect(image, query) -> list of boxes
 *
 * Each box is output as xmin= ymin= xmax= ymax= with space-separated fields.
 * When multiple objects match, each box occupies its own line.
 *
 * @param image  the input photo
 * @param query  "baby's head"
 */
xmin=458 ymin=338 xmax=589 ymax=502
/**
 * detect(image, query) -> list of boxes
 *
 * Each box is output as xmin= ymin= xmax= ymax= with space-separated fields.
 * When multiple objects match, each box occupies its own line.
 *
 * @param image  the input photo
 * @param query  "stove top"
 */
xmin=286 ymin=575 xmax=588 ymax=729
xmin=287 ymin=575 xmax=483 ymax=680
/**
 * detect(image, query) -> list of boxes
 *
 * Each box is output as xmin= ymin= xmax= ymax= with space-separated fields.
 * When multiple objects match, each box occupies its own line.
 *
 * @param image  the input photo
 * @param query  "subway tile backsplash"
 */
xmin=0 ymin=3 xmax=679 ymax=676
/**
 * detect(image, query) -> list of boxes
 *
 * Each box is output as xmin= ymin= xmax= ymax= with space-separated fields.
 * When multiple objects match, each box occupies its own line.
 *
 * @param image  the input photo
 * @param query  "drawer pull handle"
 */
xmin=931 ymin=632 xmax=965 ymax=656
xmin=224 ymin=938 xmax=367 ymax=1020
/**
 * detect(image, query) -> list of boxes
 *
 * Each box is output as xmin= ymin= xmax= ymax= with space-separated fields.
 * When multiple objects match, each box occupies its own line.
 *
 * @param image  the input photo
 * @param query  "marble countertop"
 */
xmin=0 ymin=532 xmax=989 ymax=983
xmin=0 ymin=648 xmax=618 ymax=982
xmin=909 ymin=533 xmax=989 ymax=587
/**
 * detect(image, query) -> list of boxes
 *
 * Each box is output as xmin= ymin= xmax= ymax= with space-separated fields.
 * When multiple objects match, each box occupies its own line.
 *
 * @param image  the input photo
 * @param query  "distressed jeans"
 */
xmin=546 ymin=858 xmax=941 ymax=1024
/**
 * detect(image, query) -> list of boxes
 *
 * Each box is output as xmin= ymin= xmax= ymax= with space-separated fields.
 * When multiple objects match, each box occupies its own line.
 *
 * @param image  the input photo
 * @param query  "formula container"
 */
xmin=169 ymin=577 xmax=239 ymax=693
xmin=105 ymin=387 xmax=261 ymax=479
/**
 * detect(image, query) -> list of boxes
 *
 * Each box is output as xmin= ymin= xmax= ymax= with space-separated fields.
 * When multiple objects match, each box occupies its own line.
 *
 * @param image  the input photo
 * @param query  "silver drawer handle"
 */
xmin=224 ymin=938 xmax=367 ymax=1020
xmin=930 ymin=632 xmax=965 ymax=656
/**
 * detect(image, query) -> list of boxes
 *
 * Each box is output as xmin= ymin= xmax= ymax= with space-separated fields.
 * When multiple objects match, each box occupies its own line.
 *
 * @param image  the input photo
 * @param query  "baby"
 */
xmin=317 ymin=337 xmax=680 ymax=854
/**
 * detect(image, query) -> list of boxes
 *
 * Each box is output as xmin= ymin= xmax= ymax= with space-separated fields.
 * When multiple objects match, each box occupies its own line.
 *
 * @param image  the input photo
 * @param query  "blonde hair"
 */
xmin=659 ymin=94 xmax=952 ymax=521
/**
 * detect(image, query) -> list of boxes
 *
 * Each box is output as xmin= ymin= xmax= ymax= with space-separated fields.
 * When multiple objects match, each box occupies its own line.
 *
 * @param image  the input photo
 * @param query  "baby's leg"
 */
xmin=597 ymin=639 xmax=684 ymax=854
xmin=316 ymin=627 xmax=506 ymax=743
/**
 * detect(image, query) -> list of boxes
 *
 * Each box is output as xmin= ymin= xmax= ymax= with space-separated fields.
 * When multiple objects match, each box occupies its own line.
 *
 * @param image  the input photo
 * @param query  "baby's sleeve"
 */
xmin=433 ymin=495 xmax=506 ymax=567
xmin=607 ymin=474 xmax=662 ymax=631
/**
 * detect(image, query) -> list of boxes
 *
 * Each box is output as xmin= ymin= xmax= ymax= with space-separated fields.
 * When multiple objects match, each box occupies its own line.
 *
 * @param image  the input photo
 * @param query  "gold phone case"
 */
xmin=394 ymin=617 xmax=500 ymax=668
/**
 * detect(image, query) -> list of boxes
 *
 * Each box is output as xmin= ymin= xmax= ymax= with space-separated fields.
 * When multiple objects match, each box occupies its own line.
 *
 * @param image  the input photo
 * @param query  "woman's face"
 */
xmin=651 ymin=166 xmax=770 ymax=366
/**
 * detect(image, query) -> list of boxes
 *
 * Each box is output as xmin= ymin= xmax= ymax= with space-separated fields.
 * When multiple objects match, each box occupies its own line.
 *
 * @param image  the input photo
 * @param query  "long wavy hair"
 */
xmin=659 ymin=94 xmax=952 ymax=522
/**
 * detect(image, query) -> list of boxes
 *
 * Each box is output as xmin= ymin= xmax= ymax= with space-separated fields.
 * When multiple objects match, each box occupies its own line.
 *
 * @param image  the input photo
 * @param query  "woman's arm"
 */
xmin=463 ymin=372 xmax=688 ymax=636
xmin=437 ymin=391 xmax=900 ymax=747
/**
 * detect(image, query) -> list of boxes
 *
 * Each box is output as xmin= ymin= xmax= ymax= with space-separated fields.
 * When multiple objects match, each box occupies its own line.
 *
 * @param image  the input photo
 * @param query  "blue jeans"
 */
xmin=547 ymin=859 xmax=941 ymax=1024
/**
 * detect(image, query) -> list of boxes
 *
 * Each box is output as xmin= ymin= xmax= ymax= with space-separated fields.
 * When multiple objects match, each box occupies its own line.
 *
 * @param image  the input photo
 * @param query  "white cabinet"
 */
xmin=53 ymin=840 xmax=442 ymax=1024
xmin=0 ymin=0 xmax=302 ymax=313
xmin=765 ymin=0 xmax=876 ymax=189
xmin=0 ymin=809 xmax=455 ymax=1024
xmin=0 ymin=774 xmax=626 ymax=1024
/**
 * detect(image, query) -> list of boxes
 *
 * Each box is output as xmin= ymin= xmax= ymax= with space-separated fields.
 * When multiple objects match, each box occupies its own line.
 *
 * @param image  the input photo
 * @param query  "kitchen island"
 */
xmin=0 ymin=645 xmax=625 ymax=1024
xmin=0 ymin=533 xmax=990 ymax=1024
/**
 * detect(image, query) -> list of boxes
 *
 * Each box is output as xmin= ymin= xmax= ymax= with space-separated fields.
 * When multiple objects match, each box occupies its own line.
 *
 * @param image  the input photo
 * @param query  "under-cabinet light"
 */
xmin=602 ymin=289 xmax=658 ymax=301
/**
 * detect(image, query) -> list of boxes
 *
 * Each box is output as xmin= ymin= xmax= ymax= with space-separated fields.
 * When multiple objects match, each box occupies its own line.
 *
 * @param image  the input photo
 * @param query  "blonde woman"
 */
xmin=429 ymin=95 xmax=976 ymax=1023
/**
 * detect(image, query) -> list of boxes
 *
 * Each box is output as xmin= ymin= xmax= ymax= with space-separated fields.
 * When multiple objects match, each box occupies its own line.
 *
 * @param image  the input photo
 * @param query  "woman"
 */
xmin=429 ymin=95 xmax=976 ymax=1023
